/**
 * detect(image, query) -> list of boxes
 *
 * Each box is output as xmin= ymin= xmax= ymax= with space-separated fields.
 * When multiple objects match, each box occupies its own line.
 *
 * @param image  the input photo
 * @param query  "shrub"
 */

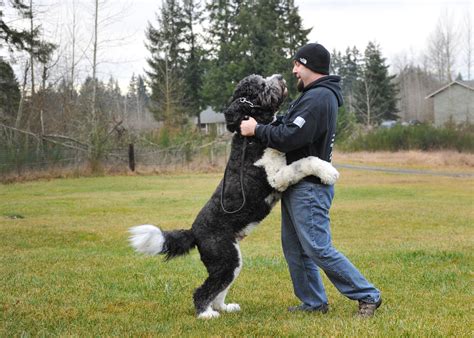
xmin=338 ymin=123 xmax=474 ymax=152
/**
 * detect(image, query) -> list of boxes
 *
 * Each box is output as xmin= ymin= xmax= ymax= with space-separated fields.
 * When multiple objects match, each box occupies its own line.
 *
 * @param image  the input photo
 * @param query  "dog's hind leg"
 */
xmin=212 ymin=242 xmax=242 ymax=313
xmin=193 ymin=240 xmax=241 ymax=319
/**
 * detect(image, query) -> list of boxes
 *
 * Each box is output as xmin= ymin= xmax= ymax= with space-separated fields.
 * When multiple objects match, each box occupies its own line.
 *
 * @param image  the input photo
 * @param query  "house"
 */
xmin=425 ymin=80 xmax=474 ymax=126
xmin=197 ymin=106 xmax=227 ymax=135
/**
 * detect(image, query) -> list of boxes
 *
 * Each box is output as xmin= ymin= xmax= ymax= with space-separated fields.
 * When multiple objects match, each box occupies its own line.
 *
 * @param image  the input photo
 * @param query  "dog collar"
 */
xmin=238 ymin=97 xmax=261 ymax=109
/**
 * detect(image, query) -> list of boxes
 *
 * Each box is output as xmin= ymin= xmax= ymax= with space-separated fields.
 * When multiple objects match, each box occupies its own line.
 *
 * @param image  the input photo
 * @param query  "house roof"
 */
xmin=199 ymin=106 xmax=225 ymax=124
xmin=425 ymin=80 xmax=474 ymax=99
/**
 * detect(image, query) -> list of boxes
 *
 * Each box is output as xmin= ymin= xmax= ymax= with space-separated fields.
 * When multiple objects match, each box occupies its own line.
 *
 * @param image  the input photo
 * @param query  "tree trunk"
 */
xmin=91 ymin=0 xmax=99 ymax=122
xmin=29 ymin=0 xmax=35 ymax=97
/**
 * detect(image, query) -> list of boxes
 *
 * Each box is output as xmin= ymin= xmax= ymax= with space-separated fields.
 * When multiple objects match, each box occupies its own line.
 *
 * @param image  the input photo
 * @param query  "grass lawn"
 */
xmin=1 ymin=169 xmax=473 ymax=336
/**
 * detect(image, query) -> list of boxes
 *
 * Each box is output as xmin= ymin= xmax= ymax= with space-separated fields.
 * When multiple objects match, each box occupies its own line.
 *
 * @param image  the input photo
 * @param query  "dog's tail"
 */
xmin=129 ymin=224 xmax=196 ymax=260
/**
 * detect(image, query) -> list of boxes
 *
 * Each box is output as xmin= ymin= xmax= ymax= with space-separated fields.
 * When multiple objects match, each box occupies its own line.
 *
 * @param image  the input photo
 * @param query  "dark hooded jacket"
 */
xmin=254 ymin=75 xmax=343 ymax=184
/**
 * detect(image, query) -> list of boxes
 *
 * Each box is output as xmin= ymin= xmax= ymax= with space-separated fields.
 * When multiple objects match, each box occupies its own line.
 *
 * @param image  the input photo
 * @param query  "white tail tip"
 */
xmin=129 ymin=224 xmax=165 ymax=255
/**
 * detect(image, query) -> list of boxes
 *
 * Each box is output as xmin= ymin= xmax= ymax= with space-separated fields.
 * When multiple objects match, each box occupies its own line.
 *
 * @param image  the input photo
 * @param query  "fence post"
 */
xmin=128 ymin=143 xmax=135 ymax=171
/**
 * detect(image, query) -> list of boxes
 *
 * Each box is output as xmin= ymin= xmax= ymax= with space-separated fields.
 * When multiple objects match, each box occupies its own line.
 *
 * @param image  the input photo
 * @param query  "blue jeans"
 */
xmin=281 ymin=180 xmax=380 ymax=308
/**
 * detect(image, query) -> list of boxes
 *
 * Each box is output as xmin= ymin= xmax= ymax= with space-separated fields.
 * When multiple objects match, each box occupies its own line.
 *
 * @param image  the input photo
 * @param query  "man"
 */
xmin=240 ymin=43 xmax=382 ymax=317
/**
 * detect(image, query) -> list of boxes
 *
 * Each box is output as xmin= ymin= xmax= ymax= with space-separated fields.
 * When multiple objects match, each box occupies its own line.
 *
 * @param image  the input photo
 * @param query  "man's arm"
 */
xmin=240 ymin=108 xmax=319 ymax=153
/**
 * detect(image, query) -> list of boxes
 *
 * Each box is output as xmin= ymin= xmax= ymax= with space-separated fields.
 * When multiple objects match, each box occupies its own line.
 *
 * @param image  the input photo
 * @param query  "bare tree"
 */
xmin=427 ymin=11 xmax=459 ymax=83
xmin=79 ymin=0 xmax=133 ymax=171
xmin=28 ymin=0 xmax=36 ymax=96
xmin=91 ymin=0 xmax=99 ymax=122
xmin=463 ymin=11 xmax=473 ymax=80
xmin=353 ymin=72 xmax=382 ymax=128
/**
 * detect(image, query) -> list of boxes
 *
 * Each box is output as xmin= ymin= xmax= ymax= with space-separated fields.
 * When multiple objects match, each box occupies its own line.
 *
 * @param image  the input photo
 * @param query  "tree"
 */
xmin=282 ymin=0 xmax=311 ymax=58
xmin=352 ymin=42 xmax=399 ymax=126
xmin=136 ymin=75 xmax=149 ymax=119
xmin=201 ymin=0 xmax=242 ymax=110
xmin=335 ymin=46 xmax=361 ymax=113
xmin=426 ymin=11 xmax=459 ymax=83
xmin=0 ymin=59 xmax=21 ymax=121
xmin=145 ymin=0 xmax=188 ymax=126
xmin=201 ymin=0 xmax=310 ymax=110
xmin=280 ymin=0 xmax=311 ymax=98
xmin=106 ymin=76 xmax=123 ymax=119
xmin=0 ymin=0 xmax=37 ymax=51
xmin=395 ymin=65 xmax=440 ymax=123
xmin=331 ymin=46 xmax=361 ymax=138
xmin=462 ymin=11 xmax=473 ymax=80
xmin=126 ymin=74 xmax=138 ymax=119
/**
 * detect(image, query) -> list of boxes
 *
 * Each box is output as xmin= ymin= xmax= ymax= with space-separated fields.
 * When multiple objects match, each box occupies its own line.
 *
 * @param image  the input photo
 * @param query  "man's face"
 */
xmin=292 ymin=60 xmax=309 ymax=92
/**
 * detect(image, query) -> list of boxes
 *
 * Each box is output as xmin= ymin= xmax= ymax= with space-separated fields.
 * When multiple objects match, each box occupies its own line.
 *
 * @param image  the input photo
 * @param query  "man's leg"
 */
xmin=281 ymin=187 xmax=328 ymax=309
xmin=286 ymin=181 xmax=381 ymax=304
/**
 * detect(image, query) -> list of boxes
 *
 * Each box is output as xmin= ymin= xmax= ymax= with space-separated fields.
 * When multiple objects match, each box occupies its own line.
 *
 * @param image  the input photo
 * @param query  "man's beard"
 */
xmin=297 ymin=78 xmax=305 ymax=92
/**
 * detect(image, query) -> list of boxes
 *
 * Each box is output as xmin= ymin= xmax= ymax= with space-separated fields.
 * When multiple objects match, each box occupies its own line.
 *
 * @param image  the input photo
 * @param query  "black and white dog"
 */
xmin=129 ymin=74 xmax=339 ymax=319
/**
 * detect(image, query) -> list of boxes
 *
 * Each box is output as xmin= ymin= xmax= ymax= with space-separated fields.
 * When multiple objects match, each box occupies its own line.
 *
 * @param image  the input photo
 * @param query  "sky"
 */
xmin=107 ymin=0 xmax=474 ymax=90
xmin=2 ymin=0 xmax=473 ymax=91
xmin=300 ymin=0 xmax=472 ymax=61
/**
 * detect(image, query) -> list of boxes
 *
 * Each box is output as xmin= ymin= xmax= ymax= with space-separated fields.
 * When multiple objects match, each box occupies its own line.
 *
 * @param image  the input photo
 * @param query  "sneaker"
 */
xmin=288 ymin=303 xmax=329 ymax=314
xmin=358 ymin=297 xmax=382 ymax=317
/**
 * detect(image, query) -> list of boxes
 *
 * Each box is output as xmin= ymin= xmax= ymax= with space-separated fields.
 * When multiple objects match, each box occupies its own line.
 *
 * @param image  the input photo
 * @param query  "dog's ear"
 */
xmin=257 ymin=83 xmax=274 ymax=110
xmin=223 ymin=109 xmax=235 ymax=133
xmin=258 ymin=78 xmax=285 ymax=112
xmin=224 ymin=100 xmax=251 ymax=133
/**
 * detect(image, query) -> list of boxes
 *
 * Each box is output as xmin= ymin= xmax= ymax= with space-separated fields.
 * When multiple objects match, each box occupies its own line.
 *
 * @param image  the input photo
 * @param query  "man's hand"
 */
xmin=240 ymin=117 xmax=257 ymax=136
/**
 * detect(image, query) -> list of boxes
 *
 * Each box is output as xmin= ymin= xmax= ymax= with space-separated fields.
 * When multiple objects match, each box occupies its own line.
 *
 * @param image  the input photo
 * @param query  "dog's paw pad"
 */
xmin=224 ymin=303 xmax=241 ymax=312
xmin=198 ymin=309 xmax=220 ymax=319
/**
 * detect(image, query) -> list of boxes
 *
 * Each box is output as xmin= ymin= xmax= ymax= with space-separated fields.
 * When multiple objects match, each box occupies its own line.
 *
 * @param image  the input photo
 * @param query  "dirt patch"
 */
xmin=3 ymin=150 xmax=473 ymax=183
xmin=333 ymin=151 xmax=474 ymax=171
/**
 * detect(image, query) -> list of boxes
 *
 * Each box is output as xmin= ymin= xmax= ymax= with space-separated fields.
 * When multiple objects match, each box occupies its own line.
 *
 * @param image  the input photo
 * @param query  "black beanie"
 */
xmin=293 ymin=43 xmax=330 ymax=75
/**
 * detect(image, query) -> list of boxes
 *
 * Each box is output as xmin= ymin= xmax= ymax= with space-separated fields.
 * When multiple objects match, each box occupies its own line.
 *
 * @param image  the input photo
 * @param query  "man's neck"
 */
xmin=304 ymin=73 xmax=326 ymax=89
xmin=308 ymin=73 xmax=325 ymax=84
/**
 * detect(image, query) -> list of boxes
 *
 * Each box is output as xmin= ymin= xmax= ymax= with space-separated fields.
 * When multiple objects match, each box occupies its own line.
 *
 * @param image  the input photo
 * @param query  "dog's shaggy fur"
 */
xmin=129 ymin=74 xmax=339 ymax=319
xmin=256 ymin=148 xmax=339 ymax=191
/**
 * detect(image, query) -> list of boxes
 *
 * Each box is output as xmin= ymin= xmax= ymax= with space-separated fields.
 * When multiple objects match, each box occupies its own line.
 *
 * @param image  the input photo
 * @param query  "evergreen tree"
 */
xmin=145 ymin=0 xmax=189 ymax=126
xmin=126 ymin=74 xmax=150 ymax=122
xmin=280 ymin=0 xmax=311 ymax=98
xmin=136 ymin=75 xmax=150 ymax=118
xmin=352 ymin=42 xmax=399 ymax=126
xmin=0 ymin=1 xmax=55 ymax=64
xmin=182 ymin=0 xmax=205 ymax=123
xmin=105 ymin=77 xmax=123 ymax=118
xmin=202 ymin=0 xmax=310 ymax=110
xmin=340 ymin=47 xmax=361 ymax=98
xmin=331 ymin=49 xmax=343 ymax=75
xmin=201 ymin=0 xmax=243 ymax=110
xmin=0 ymin=0 xmax=37 ymax=51
xmin=147 ymin=0 xmax=186 ymax=70
xmin=0 ymin=59 xmax=21 ymax=121
xmin=126 ymin=74 xmax=138 ymax=118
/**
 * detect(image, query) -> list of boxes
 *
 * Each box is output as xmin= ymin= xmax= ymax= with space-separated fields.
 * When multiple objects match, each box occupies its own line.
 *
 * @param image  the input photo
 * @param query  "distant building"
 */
xmin=425 ymin=80 xmax=474 ymax=126
xmin=196 ymin=106 xmax=227 ymax=135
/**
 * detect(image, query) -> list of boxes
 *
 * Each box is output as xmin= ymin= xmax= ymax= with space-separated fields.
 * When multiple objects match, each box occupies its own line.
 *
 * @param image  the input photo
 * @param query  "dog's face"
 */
xmin=224 ymin=74 xmax=287 ymax=133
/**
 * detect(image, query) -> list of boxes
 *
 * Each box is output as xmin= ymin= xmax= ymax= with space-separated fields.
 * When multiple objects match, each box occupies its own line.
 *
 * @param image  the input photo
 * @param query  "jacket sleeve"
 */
xmin=255 ymin=107 xmax=318 ymax=153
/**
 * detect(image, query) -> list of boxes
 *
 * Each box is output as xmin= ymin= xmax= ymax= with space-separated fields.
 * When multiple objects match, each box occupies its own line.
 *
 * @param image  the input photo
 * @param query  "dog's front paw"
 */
xmin=198 ymin=308 xmax=220 ymax=319
xmin=315 ymin=160 xmax=340 ymax=185
xmin=271 ymin=170 xmax=290 ymax=192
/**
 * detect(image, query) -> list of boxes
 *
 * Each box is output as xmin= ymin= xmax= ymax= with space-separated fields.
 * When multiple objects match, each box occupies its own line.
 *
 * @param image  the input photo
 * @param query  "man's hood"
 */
xmin=304 ymin=75 xmax=344 ymax=107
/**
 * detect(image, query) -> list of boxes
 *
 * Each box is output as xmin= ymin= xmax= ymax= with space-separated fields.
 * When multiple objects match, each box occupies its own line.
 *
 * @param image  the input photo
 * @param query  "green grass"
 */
xmin=1 ymin=171 xmax=473 ymax=336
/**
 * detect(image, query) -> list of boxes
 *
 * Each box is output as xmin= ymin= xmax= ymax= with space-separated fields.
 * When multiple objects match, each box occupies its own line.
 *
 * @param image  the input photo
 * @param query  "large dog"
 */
xmin=129 ymin=74 xmax=339 ymax=319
